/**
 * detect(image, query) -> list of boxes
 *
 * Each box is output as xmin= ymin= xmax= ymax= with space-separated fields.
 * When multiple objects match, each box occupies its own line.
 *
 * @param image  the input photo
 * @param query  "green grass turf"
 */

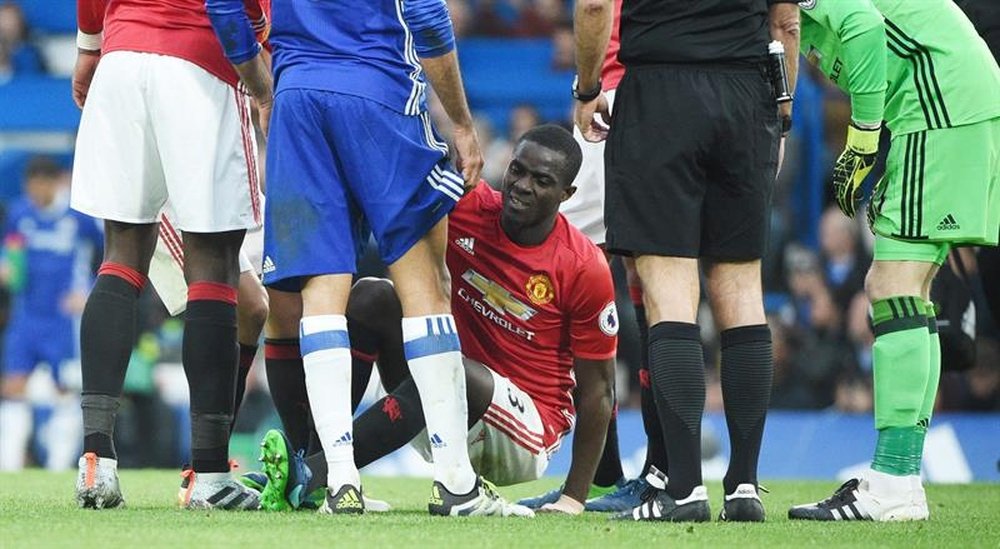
xmin=1 ymin=471 xmax=997 ymax=548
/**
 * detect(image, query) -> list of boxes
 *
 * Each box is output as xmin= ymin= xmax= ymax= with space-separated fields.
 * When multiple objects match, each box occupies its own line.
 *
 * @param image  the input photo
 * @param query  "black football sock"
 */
xmin=720 ymin=324 xmax=773 ymax=494
xmin=649 ymin=321 xmax=705 ymax=499
xmin=593 ymin=404 xmax=625 ymax=487
xmin=264 ymin=338 xmax=313 ymax=453
xmin=348 ymin=321 xmax=380 ymax=412
xmin=639 ymin=367 xmax=668 ymax=476
xmin=231 ymin=343 xmax=257 ymax=431
xmin=81 ymin=264 xmax=146 ymax=459
xmin=306 ymin=378 xmax=427 ymax=494
xmin=184 ymin=283 xmax=239 ymax=473
xmin=634 ymin=301 xmax=667 ymax=476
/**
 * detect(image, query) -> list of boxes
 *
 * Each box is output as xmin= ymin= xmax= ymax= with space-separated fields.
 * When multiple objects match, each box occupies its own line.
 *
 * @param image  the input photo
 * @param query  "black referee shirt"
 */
xmin=619 ymin=0 xmax=796 ymax=66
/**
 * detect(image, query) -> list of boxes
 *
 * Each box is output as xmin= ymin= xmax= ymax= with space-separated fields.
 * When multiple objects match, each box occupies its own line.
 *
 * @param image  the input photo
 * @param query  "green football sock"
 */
xmin=870 ymin=296 xmax=929 ymax=476
xmin=920 ymin=302 xmax=941 ymax=428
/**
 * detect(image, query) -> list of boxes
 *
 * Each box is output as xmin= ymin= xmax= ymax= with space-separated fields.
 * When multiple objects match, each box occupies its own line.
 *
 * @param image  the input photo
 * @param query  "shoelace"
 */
xmin=820 ymin=479 xmax=861 ymax=507
xmin=481 ymin=478 xmax=501 ymax=499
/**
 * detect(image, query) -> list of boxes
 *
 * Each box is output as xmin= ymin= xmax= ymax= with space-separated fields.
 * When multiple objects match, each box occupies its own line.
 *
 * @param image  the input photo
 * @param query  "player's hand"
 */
xmin=72 ymin=50 xmax=101 ymax=109
xmin=452 ymin=123 xmax=483 ymax=192
xmin=539 ymin=495 xmax=585 ymax=515
xmin=574 ymin=93 xmax=611 ymax=143
xmin=832 ymin=123 xmax=880 ymax=218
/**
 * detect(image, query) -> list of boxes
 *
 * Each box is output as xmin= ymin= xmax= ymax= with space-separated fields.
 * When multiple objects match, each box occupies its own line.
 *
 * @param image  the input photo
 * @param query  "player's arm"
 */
xmin=542 ymin=255 xmax=618 ymax=514
xmin=406 ymin=0 xmax=482 ymax=190
xmin=73 ymin=0 xmax=108 ymax=108
xmin=205 ymin=0 xmax=274 ymax=134
xmin=573 ymin=0 xmax=613 ymax=142
xmin=805 ymin=0 xmax=888 ymax=217
xmin=768 ymin=0 xmax=800 ymax=132
xmin=558 ymin=356 xmax=614 ymax=512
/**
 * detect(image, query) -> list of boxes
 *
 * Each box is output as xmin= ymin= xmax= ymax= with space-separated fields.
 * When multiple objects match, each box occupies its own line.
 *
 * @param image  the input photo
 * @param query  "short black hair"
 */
xmin=517 ymin=124 xmax=583 ymax=187
xmin=24 ymin=155 xmax=63 ymax=182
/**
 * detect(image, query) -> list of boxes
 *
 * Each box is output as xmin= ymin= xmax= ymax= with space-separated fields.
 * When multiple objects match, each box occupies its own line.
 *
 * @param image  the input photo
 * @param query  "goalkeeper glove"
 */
xmin=833 ymin=123 xmax=881 ymax=218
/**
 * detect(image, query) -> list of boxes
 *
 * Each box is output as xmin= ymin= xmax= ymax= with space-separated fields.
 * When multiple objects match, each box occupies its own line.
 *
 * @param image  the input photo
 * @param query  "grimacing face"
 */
xmin=500 ymin=140 xmax=574 ymax=229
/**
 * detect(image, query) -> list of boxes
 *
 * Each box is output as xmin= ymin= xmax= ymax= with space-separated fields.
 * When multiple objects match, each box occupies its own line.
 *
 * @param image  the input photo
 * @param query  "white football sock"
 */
xmin=300 ymin=315 xmax=360 ymax=490
xmin=0 ymin=399 xmax=32 ymax=471
xmin=402 ymin=314 xmax=476 ymax=494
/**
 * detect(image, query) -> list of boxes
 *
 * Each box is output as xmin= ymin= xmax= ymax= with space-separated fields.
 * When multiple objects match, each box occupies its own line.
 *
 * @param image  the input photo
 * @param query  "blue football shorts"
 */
xmin=2 ymin=316 xmax=75 ymax=383
xmin=262 ymin=89 xmax=463 ymax=291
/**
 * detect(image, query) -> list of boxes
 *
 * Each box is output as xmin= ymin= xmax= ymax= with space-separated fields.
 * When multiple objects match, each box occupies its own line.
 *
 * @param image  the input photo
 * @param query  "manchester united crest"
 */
xmin=525 ymin=273 xmax=555 ymax=306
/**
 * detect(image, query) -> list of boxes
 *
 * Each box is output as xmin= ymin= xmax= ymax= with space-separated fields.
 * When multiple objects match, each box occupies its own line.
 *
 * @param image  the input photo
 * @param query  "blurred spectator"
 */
xmin=769 ymin=314 xmax=851 ymax=410
xmin=818 ymin=207 xmax=869 ymax=317
xmin=834 ymin=373 xmax=873 ymax=413
xmin=482 ymin=103 xmax=541 ymax=184
xmin=448 ymin=0 xmax=473 ymax=38
xmin=550 ymin=22 xmax=574 ymax=72
xmin=471 ymin=0 xmax=517 ymax=37
xmin=786 ymin=244 xmax=841 ymax=334
xmin=0 ymin=156 xmax=102 ymax=471
xmin=512 ymin=0 xmax=565 ymax=37
xmin=0 ymin=2 xmax=44 ymax=78
xmin=846 ymin=292 xmax=874 ymax=372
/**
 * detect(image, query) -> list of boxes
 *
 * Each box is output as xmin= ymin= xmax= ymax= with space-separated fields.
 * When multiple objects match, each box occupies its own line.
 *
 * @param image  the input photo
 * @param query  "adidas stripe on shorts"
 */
xmin=870 ymin=117 xmax=1000 ymax=248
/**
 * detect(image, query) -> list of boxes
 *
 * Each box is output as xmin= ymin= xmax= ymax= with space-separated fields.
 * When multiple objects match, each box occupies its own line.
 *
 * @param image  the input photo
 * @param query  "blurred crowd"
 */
xmin=0 ymin=0 xmax=997 ymax=471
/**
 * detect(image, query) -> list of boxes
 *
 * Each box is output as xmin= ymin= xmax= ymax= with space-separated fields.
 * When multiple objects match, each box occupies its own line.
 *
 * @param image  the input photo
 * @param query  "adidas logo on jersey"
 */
xmin=937 ymin=214 xmax=960 ymax=231
xmin=430 ymin=433 xmax=447 ymax=449
xmin=333 ymin=432 xmax=353 ymax=446
xmin=455 ymin=237 xmax=475 ymax=255
xmin=262 ymin=256 xmax=276 ymax=274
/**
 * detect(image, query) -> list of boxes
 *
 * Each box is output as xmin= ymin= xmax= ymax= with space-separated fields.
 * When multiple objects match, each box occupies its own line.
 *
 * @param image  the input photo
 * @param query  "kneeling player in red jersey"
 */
xmin=258 ymin=125 xmax=617 ymax=516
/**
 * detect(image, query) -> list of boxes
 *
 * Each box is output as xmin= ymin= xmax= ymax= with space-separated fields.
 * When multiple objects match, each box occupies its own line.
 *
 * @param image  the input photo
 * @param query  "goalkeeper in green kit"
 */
xmin=788 ymin=0 xmax=1000 ymax=522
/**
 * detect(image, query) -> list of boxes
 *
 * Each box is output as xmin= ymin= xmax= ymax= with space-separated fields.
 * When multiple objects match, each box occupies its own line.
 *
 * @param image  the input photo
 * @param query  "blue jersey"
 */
xmin=4 ymin=196 xmax=103 ymax=320
xmin=269 ymin=0 xmax=431 ymax=115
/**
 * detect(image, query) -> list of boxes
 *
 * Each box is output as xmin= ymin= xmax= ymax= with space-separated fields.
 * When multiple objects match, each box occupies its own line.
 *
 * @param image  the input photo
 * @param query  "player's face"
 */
xmin=501 ymin=141 xmax=574 ymax=227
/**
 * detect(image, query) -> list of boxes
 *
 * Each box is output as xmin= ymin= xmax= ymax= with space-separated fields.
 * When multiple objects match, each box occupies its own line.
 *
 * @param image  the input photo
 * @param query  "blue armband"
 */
xmin=405 ymin=0 xmax=456 ymax=58
xmin=205 ymin=0 xmax=261 ymax=64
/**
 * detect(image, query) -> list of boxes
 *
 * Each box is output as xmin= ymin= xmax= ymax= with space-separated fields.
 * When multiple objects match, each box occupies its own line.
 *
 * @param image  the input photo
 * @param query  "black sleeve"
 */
xmin=767 ymin=0 xmax=800 ymax=5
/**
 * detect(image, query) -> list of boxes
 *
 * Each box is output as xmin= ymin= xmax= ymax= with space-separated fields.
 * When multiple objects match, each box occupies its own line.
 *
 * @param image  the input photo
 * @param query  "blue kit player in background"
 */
xmin=0 ymin=156 xmax=102 ymax=472
xmin=226 ymin=0 xmax=528 ymax=516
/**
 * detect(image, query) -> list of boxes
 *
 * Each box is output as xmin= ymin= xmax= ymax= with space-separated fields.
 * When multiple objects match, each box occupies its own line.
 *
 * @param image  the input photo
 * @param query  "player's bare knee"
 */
xmin=102 ymin=220 xmax=158 ymax=274
xmin=182 ymin=230 xmax=245 ymax=286
xmin=263 ymin=288 xmax=302 ymax=339
xmin=705 ymin=260 xmax=764 ymax=328
xmin=238 ymin=278 xmax=269 ymax=335
xmin=865 ymin=261 xmax=927 ymax=301
xmin=348 ymin=277 xmax=401 ymax=323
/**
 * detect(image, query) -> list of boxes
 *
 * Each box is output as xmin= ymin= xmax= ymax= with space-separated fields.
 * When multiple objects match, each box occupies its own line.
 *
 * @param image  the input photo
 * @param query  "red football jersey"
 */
xmin=77 ymin=0 xmax=267 ymax=88
xmin=447 ymin=184 xmax=618 ymax=448
xmin=602 ymin=0 xmax=624 ymax=90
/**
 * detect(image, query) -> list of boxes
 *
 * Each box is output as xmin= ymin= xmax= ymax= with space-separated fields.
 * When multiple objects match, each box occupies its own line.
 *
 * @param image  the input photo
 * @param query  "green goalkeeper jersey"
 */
xmin=800 ymin=0 xmax=1000 ymax=136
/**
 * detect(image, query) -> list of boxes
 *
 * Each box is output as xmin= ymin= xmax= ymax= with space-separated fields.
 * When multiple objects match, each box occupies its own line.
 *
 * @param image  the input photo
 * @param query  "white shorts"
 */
xmin=413 ymin=360 xmax=550 ymax=486
xmin=559 ymin=89 xmax=617 ymax=246
xmin=71 ymin=51 xmax=262 ymax=232
xmin=148 ymin=202 xmax=264 ymax=316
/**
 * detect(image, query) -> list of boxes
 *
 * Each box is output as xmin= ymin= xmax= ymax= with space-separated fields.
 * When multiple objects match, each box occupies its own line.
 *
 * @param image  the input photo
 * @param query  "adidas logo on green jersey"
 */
xmin=937 ymin=214 xmax=960 ymax=231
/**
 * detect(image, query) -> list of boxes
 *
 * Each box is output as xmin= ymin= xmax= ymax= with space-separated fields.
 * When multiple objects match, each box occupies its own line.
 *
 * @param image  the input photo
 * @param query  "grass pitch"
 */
xmin=1 ymin=471 xmax=997 ymax=548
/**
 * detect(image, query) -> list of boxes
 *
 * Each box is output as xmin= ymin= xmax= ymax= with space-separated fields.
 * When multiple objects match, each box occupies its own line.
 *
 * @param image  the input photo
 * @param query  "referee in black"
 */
xmin=573 ymin=0 xmax=800 ymax=522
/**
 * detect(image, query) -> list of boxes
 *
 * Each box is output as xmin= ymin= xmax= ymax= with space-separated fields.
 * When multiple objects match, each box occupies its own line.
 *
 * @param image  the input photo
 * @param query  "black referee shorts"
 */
xmin=604 ymin=63 xmax=780 ymax=260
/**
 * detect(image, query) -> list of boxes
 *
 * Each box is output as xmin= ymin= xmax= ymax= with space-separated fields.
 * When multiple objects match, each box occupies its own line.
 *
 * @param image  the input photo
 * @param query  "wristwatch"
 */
xmin=572 ymin=75 xmax=602 ymax=102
